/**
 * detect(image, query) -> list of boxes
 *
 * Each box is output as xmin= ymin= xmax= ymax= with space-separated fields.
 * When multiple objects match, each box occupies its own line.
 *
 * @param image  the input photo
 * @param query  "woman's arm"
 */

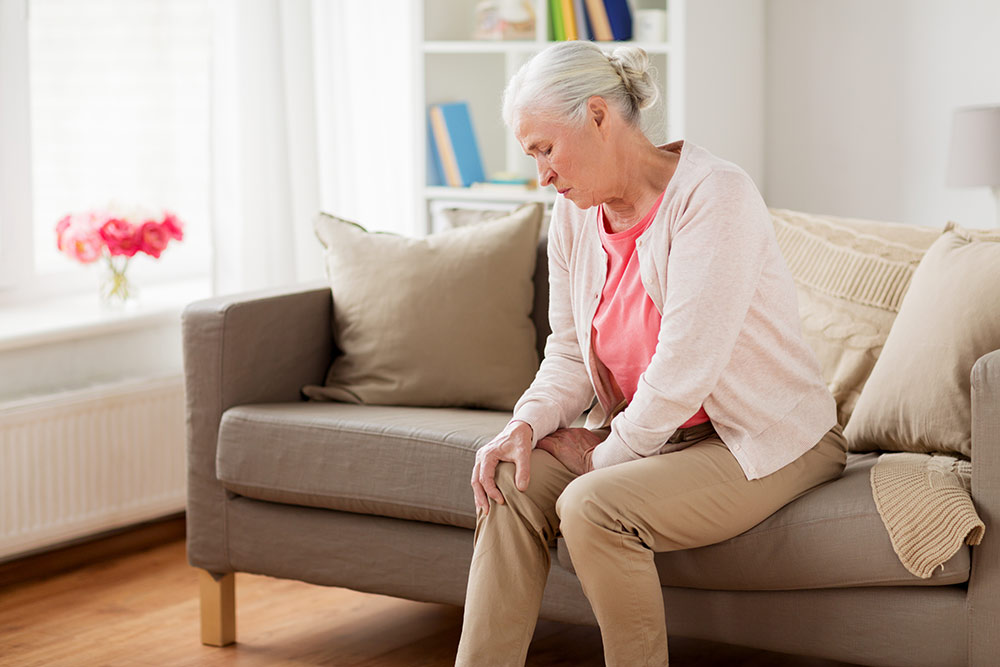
xmin=508 ymin=203 xmax=596 ymax=447
xmin=591 ymin=169 xmax=772 ymax=468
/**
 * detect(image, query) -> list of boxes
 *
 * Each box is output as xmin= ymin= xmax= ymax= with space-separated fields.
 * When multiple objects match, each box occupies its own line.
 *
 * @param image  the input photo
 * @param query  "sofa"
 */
xmin=182 ymin=207 xmax=1000 ymax=667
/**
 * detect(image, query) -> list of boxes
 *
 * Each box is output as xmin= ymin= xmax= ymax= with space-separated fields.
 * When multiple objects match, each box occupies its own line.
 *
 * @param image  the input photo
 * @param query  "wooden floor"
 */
xmin=0 ymin=537 xmax=861 ymax=666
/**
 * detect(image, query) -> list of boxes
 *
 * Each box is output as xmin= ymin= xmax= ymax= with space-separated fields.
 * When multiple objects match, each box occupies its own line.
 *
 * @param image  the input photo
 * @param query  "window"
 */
xmin=0 ymin=0 xmax=211 ymax=303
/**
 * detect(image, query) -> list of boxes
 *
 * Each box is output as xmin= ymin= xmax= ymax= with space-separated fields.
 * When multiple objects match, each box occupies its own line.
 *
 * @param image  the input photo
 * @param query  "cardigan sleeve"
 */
xmin=509 ymin=202 xmax=596 ymax=447
xmin=591 ymin=169 xmax=772 ymax=468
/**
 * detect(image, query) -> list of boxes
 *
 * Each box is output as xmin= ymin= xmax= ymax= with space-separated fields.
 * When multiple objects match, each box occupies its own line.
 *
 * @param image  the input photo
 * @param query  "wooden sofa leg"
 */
xmin=199 ymin=570 xmax=236 ymax=646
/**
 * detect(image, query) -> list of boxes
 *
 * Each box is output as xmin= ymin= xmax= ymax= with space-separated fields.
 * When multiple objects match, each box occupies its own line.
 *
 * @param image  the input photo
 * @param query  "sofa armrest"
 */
xmin=969 ymin=348 xmax=1000 ymax=665
xmin=181 ymin=279 xmax=334 ymax=573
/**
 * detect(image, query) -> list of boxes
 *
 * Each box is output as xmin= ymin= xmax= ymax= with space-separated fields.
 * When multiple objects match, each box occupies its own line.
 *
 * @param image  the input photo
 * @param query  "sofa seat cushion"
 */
xmin=557 ymin=452 xmax=970 ymax=590
xmin=217 ymin=402 xmax=510 ymax=530
xmin=218 ymin=403 xmax=970 ymax=591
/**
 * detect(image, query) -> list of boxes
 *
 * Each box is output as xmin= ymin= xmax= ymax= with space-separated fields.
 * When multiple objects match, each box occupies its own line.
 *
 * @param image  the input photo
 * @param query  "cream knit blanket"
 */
xmin=871 ymin=452 xmax=985 ymax=579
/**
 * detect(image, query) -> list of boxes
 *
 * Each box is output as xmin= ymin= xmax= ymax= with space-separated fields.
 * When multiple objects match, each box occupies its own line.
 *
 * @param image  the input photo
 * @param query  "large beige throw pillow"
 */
xmin=769 ymin=209 xmax=941 ymax=429
xmin=301 ymin=202 xmax=543 ymax=411
xmin=843 ymin=221 xmax=1000 ymax=458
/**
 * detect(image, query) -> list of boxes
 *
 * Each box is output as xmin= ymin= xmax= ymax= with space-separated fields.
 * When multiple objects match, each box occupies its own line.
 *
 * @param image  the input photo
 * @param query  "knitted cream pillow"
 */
xmin=843 ymin=222 xmax=1000 ymax=458
xmin=302 ymin=202 xmax=543 ymax=411
xmin=769 ymin=209 xmax=940 ymax=431
xmin=437 ymin=205 xmax=553 ymax=237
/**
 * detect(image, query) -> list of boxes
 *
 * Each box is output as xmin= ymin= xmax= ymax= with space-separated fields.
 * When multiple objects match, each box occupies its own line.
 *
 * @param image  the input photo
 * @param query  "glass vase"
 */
xmin=99 ymin=254 xmax=138 ymax=308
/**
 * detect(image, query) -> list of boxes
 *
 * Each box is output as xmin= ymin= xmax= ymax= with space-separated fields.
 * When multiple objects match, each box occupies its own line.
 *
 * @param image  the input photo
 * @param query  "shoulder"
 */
xmin=677 ymin=141 xmax=761 ymax=203
xmin=665 ymin=143 xmax=771 ymax=240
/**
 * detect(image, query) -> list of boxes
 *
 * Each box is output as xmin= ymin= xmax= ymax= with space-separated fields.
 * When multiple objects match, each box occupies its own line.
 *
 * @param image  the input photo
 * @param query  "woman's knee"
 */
xmin=493 ymin=452 xmax=550 ymax=503
xmin=493 ymin=460 xmax=519 ymax=495
xmin=485 ymin=461 xmax=535 ymax=523
xmin=555 ymin=474 xmax=605 ymax=534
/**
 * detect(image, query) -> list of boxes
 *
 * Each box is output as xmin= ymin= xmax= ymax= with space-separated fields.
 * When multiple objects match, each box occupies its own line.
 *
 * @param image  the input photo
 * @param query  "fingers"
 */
xmin=471 ymin=454 xmax=505 ymax=516
xmin=537 ymin=436 xmax=559 ymax=457
xmin=513 ymin=448 xmax=531 ymax=492
xmin=472 ymin=426 xmax=535 ymax=514
xmin=479 ymin=456 xmax=505 ymax=507
xmin=470 ymin=460 xmax=488 ymax=513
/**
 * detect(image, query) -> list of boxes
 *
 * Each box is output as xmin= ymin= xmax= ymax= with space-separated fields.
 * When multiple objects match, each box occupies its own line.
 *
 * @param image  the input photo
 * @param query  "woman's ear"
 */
xmin=588 ymin=95 xmax=608 ymax=128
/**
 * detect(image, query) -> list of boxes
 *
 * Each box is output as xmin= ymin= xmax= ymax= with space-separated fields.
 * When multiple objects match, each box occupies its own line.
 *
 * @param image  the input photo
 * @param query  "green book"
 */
xmin=550 ymin=0 xmax=565 ymax=40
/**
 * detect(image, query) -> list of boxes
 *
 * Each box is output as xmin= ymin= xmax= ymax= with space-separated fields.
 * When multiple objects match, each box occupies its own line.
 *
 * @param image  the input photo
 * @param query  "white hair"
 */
xmin=502 ymin=41 xmax=659 ymax=131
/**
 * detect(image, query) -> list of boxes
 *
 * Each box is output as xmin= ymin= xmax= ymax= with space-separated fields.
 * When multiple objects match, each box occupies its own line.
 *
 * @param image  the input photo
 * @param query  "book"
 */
xmin=603 ymin=0 xmax=633 ymax=40
xmin=572 ymin=0 xmax=592 ymax=40
xmin=428 ymin=102 xmax=486 ymax=188
xmin=426 ymin=116 xmax=444 ymax=186
xmin=429 ymin=106 xmax=461 ymax=187
xmin=487 ymin=172 xmax=536 ymax=185
xmin=584 ymin=0 xmax=613 ymax=40
xmin=560 ymin=0 xmax=578 ymax=40
xmin=550 ymin=0 xmax=566 ymax=41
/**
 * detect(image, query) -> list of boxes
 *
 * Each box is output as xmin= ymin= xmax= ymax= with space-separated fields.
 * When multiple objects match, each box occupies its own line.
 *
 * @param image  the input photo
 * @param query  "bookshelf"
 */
xmin=414 ymin=0 xmax=764 ymax=234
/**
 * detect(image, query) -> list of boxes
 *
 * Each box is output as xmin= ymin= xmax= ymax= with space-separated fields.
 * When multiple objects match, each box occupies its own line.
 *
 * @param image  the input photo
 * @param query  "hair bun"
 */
xmin=501 ymin=40 xmax=661 ymax=132
xmin=608 ymin=46 xmax=658 ymax=112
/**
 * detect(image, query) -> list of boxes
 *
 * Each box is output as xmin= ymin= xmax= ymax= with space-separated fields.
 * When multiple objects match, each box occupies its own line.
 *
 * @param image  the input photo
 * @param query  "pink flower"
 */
xmin=161 ymin=212 xmax=184 ymax=241
xmin=100 ymin=218 xmax=141 ymax=257
xmin=58 ymin=220 xmax=103 ymax=263
xmin=55 ymin=215 xmax=73 ymax=251
xmin=138 ymin=220 xmax=170 ymax=258
xmin=55 ymin=206 xmax=185 ymax=266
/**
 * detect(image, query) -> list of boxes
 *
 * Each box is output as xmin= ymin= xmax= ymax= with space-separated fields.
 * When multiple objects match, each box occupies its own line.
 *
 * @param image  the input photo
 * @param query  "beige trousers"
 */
xmin=455 ymin=420 xmax=848 ymax=667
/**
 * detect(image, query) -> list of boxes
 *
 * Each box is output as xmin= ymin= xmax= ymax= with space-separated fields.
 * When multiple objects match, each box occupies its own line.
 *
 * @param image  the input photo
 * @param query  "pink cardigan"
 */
xmin=510 ymin=140 xmax=837 ymax=481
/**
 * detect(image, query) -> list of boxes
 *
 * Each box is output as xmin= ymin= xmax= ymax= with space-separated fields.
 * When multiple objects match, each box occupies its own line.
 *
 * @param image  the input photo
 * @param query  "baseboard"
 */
xmin=0 ymin=512 xmax=186 ymax=590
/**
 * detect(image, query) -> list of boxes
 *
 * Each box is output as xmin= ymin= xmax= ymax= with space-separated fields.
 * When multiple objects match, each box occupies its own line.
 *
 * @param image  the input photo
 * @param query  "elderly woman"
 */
xmin=457 ymin=41 xmax=847 ymax=667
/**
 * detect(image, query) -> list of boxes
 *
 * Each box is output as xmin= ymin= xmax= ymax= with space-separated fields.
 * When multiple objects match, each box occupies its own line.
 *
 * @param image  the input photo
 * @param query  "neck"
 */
xmin=601 ymin=136 xmax=678 ymax=232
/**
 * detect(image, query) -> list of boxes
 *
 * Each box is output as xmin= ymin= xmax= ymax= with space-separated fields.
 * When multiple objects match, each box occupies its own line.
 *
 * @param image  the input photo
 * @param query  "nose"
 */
xmin=536 ymin=158 xmax=555 ymax=187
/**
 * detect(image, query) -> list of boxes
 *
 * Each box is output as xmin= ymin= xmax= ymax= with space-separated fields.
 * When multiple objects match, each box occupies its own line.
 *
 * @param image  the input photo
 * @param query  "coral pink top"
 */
xmin=592 ymin=190 xmax=710 ymax=429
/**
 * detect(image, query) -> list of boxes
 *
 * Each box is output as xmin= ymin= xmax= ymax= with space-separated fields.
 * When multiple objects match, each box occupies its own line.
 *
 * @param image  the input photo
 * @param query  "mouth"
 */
xmin=557 ymin=188 xmax=570 ymax=195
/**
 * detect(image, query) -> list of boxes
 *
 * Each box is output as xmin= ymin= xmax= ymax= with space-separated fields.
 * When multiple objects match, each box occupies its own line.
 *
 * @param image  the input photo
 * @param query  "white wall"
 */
xmin=765 ymin=0 xmax=1000 ymax=229
xmin=683 ymin=0 xmax=766 ymax=189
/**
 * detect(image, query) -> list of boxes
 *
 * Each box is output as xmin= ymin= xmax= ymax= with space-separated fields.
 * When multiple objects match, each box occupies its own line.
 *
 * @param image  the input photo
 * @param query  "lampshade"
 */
xmin=946 ymin=105 xmax=1000 ymax=187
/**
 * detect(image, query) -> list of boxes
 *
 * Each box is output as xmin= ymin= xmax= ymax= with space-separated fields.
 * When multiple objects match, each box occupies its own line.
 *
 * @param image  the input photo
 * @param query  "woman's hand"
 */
xmin=471 ymin=420 xmax=533 ymax=516
xmin=536 ymin=427 xmax=604 ymax=476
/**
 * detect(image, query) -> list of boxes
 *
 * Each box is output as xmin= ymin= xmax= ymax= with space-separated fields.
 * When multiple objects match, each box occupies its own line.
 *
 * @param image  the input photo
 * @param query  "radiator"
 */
xmin=0 ymin=374 xmax=186 ymax=561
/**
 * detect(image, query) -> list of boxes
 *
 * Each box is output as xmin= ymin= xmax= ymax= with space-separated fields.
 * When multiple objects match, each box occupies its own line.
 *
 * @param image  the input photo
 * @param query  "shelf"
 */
xmin=423 ymin=40 xmax=671 ymax=55
xmin=417 ymin=1 xmax=766 ymax=234
xmin=426 ymin=185 xmax=557 ymax=203
xmin=418 ymin=0 xmax=677 ymax=232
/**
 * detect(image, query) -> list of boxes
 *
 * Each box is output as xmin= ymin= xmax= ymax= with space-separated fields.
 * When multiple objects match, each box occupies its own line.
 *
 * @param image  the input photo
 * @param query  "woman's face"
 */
xmin=514 ymin=108 xmax=609 ymax=210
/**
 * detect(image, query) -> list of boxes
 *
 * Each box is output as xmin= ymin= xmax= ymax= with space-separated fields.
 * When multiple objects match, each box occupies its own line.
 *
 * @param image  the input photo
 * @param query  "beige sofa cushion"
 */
xmin=216 ymin=402 xmax=970 ymax=591
xmin=436 ymin=203 xmax=553 ymax=238
xmin=769 ymin=209 xmax=940 ymax=431
xmin=843 ymin=221 xmax=1000 ymax=458
xmin=302 ymin=202 xmax=543 ymax=411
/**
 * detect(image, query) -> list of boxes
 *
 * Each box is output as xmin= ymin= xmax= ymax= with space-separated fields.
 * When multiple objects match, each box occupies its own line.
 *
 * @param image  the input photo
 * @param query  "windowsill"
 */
xmin=0 ymin=276 xmax=213 ymax=352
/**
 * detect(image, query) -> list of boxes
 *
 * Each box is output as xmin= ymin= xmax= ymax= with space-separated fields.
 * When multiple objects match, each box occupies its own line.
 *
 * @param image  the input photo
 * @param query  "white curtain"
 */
xmin=210 ymin=0 xmax=416 ymax=296
xmin=312 ymin=1 xmax=418 ymax=236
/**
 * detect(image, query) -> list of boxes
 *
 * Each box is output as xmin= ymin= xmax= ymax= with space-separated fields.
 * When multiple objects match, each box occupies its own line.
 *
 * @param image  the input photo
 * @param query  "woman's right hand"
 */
xmin=471 ymin=420 xmax=534 ymax=516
